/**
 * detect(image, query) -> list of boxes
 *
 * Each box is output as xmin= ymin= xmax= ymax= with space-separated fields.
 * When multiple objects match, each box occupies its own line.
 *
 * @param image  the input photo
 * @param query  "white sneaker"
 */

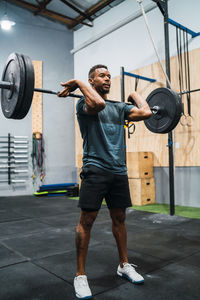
xmin=117 ymin=263 xmax=144 ymax=284
xmin=74 ymin=275 xmax=92 ymax=299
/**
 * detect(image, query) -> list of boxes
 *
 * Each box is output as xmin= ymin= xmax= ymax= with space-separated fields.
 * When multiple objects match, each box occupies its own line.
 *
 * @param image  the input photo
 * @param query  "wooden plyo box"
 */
xmin=127 ymin=152 xmax=154 ymax=179
xmin=129 ymin=177 xmax=155 ymax=206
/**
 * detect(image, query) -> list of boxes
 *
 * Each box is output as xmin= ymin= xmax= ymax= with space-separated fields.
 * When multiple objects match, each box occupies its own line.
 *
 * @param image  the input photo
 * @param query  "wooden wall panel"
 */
xmin=32 ymin=61 xmax=43 ymax=134
xmin=108 ymin=76 xmax=121 ymax=101
xmin=75 ymin=48 xmax=200 ymax=167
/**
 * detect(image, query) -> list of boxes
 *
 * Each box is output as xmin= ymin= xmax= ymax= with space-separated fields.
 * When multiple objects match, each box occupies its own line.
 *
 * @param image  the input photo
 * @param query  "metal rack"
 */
xmin=0 ymin=134 xmax=29 ymax=184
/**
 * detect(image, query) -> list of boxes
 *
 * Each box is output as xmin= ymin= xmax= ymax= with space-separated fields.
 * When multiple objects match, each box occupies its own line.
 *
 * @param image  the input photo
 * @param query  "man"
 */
xmin=58 ymin=65 xmax=152 ymax=299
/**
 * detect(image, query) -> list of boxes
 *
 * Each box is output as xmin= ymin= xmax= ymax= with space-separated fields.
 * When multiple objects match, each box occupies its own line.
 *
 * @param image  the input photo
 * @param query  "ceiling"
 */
xmin=6 ymin=0 xmax=125 ymax=30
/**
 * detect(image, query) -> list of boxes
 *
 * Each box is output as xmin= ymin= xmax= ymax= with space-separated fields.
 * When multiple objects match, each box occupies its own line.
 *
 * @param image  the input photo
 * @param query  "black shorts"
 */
xmin=78 ymin=165 xmax=132 ymax=210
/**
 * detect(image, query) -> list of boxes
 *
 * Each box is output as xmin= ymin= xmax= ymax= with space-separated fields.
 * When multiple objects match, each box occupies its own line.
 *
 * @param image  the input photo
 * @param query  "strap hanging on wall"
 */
xmin=31 ymin=132 xmax=45 ymax=183
xmin=176 ymin=27 xmax=193 ymax=127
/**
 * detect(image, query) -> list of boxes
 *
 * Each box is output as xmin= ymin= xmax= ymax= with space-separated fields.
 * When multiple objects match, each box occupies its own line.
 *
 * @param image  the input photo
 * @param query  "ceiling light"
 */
xmin=0 ymin=14 xmax=15 ymax=30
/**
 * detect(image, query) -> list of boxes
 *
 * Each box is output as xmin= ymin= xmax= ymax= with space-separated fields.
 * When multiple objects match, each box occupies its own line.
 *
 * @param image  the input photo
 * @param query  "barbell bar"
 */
xmin=0 ymin=145 xmax=28 ymax=149
xmin=32 ymin=86 xmax=200 ymax=98
xmin=0 ymin=150 xmax=28 ymax=154
xmin=0 ymin=141 xmax=28 ymax=144
xmin=0 ymin=179 xmax=26 ymax=183
xmin=0 ymin=160 xmax=28 ymax=164
xmin=0 ymin=85 xmax=175 ymax=117
xmin=0 ymin=135 xmax=28 ymax=138
xmin=33 ymin=86 xmax=171 ymax=120
xmin=0 ymin=82 xmax=82 ymax=98
xmin=0 ymin=81 xmax=13 ymax=90
xmin=0 ymin=155 xmax=28 ymax=158
xmin=0 ymin=169 xmax=28 ymax=173
xmin=1 ymin=80 xmax=197 ymax=98
xmin=0 ymin=52 xmax=198 ymax=133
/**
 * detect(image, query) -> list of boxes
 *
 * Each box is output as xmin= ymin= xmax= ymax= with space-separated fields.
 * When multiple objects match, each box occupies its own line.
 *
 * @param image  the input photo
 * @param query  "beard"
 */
xmin=93 ymin=83 xmax=110 ymax=95
xmin=101 ymin=89 xmax=109 ymax=95
xmin=100 ymin=85 xmax=110 ymax=95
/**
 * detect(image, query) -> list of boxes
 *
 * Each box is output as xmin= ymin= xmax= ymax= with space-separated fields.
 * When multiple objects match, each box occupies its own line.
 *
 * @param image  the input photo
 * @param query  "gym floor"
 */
xmin=0 ymin=196 xmax=199 ymax=300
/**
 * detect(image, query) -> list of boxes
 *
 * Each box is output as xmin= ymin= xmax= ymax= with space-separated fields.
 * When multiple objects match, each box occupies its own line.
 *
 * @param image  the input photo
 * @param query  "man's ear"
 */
xmin=88 ymin=78 xmax=93 ymax=86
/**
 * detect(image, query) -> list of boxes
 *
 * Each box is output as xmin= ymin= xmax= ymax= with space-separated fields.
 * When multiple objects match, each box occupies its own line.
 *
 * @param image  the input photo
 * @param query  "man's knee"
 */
xmin=78 ymin=210 xmax=98 ymax=231
xmin=110 ymin=208 xmax=126 ymax=226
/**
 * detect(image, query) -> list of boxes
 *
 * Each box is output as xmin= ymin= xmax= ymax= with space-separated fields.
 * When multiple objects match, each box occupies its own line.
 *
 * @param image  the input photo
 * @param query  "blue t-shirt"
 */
xmin=76 ymin=97 xmax=134 ymax=175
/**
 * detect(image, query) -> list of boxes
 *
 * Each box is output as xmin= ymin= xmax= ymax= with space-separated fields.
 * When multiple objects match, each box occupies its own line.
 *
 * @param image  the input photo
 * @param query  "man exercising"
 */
xmin=58 ymin=65 xmax=152 ymax=299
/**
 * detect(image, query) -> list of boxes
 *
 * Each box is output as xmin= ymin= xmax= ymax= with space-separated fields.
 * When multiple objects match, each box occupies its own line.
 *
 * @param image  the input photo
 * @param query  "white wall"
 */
xmin=73 ymin=0 xmax=200 ymax=81
xmin=72 ymin=0 xmax=200 ymax=208
xmin=0 ymin=2 xmax=75 ymax=196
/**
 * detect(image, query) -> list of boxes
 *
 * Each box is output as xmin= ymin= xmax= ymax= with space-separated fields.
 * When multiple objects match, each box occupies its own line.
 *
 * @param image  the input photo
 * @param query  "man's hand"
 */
xmin=58 ymin=79 xmax=79 ymax=97
xmin=127 ymin=92 xmax=145 ymax=107
xmin=127 ymin=91 xmax=152 ymax=121
xmin=127 ymin=93 xmax=136 ymax=105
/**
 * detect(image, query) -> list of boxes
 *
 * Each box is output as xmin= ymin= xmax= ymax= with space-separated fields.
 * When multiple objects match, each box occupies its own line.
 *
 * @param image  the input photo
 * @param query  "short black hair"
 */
xmin=88 ymin=64 xmax=108 ymax=78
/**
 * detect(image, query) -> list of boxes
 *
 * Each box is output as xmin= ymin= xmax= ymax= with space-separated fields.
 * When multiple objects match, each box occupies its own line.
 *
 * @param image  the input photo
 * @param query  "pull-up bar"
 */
xmin=168 ymin=18 xmax=200 ymax=38
xmin=124 ymin=71 xmax=157 ymax=83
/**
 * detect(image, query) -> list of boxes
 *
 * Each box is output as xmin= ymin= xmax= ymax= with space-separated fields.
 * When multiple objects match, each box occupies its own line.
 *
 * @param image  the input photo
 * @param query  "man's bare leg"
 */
xmin=110 ymin=207 xmax=144 ymax=284
xmin=75 ymin=210 xmax=99 ymax=276
xmin=109 ymin=207 xmax=128 ymax=267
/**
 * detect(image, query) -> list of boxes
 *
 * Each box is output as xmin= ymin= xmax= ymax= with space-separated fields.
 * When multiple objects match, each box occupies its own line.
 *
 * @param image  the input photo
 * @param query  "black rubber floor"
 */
xmin=0 ymin=195 xmax=200 ymax=300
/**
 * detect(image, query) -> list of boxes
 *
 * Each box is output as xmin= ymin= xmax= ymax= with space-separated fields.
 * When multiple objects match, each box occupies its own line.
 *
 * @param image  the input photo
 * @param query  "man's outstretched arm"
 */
xmin=58 ymin=79 xmax=105 ymax=114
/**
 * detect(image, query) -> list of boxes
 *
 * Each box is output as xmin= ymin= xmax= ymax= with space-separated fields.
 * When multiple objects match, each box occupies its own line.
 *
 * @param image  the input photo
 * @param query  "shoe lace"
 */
xmin=77 ymin=276 xmax=88 ymax=287
xmin=123 ymin=263 xmax=138 ymax=272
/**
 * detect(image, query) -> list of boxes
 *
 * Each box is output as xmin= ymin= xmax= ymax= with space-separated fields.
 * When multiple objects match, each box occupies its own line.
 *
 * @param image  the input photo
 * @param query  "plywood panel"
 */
xmin=108 ymin=76 xmax=121 ymax=101
xmin=32 ymin=61 xmax=42 ymax=134
xmin=170 ymin=49 xmax=200 ymax=166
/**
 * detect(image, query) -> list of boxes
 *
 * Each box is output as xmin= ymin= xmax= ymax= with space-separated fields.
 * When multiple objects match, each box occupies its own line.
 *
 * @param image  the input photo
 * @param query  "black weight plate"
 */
xmin=11 ymin=54 xmax=27 ymax=119
xmin=153 ymin=88 xmax=182 ymax=133
xmin=167 ymin=89 xmax=182 ymax=132
xmin=1 ymin=53 xmax=25 ymax=119
xmin=16 ymin=54 xmax=35 ymax=119
xmin=144 ymin=88 xmax=182 ymax=134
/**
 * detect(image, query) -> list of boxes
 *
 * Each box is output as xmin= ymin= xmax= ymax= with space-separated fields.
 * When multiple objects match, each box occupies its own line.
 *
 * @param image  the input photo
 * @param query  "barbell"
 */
xmin=0 ymin=52 xmax=185 ymax=133
xmin=0 ymin=53 xmax=82 ymax=120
